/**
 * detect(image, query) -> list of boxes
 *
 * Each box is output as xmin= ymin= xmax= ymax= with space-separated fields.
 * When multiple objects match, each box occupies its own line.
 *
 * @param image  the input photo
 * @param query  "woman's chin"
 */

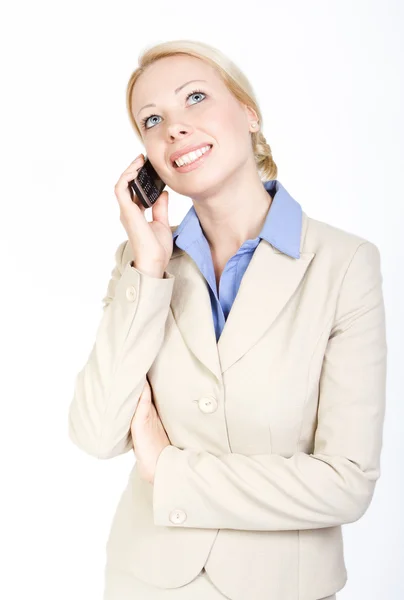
xmin=171 ymin=170 xmax=223 ymax=197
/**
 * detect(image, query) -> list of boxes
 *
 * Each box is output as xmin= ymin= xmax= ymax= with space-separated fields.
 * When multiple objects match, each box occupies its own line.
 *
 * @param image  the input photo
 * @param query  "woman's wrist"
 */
xmin=131 ymin=260 xmax=165 ymax=279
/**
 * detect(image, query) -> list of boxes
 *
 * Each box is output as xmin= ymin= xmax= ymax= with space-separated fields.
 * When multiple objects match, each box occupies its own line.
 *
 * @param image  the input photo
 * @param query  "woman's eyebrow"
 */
xmin=137 ymin=79 xmax=208 ymax=116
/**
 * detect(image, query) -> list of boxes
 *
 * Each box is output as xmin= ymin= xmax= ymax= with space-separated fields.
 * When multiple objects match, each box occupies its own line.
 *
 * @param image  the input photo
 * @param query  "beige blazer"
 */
xmin=68 ymin=210 xmax=387 ymax=600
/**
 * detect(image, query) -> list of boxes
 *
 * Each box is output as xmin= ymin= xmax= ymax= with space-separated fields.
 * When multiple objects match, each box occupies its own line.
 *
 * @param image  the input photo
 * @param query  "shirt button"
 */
xmin=169 ymin=509 xmax=187 ymax=524
xmin=198 ymin=396 xmax=218 ymax=414
xmin=126 ymin=286 xmax=137 ymax=302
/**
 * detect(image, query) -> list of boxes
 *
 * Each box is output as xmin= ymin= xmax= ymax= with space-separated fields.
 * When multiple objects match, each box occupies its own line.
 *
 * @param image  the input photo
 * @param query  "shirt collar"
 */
xmin=172 ymin=179 xmax=302 ymax=259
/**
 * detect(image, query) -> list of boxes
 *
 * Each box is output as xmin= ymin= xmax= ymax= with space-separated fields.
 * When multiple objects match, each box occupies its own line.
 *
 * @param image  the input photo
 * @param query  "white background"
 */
xmin=1 ymin=1 xmax=402 ymax=598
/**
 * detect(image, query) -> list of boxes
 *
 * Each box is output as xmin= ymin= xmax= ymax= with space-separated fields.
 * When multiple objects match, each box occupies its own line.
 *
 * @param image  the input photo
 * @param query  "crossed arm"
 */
xmin=152 ymin=242 xmax=387 ymax=531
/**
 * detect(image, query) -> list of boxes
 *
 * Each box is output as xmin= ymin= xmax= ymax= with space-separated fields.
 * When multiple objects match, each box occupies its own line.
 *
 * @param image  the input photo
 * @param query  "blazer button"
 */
xmin=125 ymin=286 xmax=137 ymax=302
xmin=198 ymin=396 xmax=218 ymax=414
xmin=169 ymin=509 xmax=187 ymax=524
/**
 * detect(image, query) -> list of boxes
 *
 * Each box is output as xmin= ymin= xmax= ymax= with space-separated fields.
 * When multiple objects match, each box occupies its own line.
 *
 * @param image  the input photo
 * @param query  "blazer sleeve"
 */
xmin=153 ymin=241 xmax=388 ymax=531
xmin=68 ymin=240 xmax=175 ymax=460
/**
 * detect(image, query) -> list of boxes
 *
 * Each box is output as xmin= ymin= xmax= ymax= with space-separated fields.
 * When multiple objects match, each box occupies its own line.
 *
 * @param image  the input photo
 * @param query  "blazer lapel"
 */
xmin=169 ymin=211 xmax=315 ymax=380
xmin=169 ymin=248 xmax=222 ymax=381
xmin=217 ymin=242 xmax=315 ymax=373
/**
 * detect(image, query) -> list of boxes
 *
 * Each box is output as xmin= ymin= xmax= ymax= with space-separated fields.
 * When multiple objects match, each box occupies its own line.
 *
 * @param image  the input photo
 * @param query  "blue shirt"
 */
xmin=172 ymin=180 xmax=303 ymax=342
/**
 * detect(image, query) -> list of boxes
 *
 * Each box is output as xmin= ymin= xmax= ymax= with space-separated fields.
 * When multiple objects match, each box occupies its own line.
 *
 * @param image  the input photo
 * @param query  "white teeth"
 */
xmin=174 ymin=145 xmax=211 ymax=167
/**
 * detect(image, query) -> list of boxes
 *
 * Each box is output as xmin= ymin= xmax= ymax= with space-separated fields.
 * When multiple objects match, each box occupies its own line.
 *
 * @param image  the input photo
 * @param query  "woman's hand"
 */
xmin=114 ymin=155 xmax=173 ymax=274
xmin=130 ymin=378 xmax=171 ymax=485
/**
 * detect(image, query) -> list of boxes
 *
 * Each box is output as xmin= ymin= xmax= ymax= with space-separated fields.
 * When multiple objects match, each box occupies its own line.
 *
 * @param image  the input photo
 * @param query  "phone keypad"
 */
xmin=138 ymin=169 xmax=160 ymax=203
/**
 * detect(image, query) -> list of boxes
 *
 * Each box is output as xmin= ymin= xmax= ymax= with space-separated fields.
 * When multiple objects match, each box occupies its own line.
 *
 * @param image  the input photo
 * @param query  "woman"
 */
xmin=68 ymin=39 xmax=387 ymax=600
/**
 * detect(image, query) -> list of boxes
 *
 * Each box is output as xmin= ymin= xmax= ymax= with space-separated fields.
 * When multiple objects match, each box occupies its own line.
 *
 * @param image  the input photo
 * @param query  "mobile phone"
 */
xmin=129 ymin=155 xmax=166 ymax=208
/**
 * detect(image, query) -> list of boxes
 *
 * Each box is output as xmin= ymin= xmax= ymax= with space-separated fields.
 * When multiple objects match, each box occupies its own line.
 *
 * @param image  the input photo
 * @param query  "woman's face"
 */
xmin=131 ymin=54 xmax=258 ymax=197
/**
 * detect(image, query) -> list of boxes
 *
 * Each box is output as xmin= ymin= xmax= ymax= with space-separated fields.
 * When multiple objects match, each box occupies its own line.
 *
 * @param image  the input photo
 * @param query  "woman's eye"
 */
xmin=142 ymin=115 xmax=161 ymax=129
xmin=188 ymin=91 xmax=206 ymax=104
xmin=141 ymin=90 xmax=206 ymax=130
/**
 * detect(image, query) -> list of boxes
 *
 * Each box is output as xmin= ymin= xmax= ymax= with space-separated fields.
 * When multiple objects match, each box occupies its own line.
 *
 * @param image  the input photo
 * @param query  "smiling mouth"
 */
xmin=172 ymin=145 xmax=213 ymax=168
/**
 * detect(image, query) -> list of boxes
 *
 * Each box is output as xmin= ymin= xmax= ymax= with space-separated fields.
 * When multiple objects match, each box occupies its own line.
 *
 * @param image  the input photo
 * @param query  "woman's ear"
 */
xmin=244 ymin=104 xmax=259 ymax=128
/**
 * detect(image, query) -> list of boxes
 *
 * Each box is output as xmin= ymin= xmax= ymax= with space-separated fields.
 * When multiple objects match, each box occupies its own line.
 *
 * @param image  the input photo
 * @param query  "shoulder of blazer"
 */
xmin=304 ymin=214 xmax=379 ymax=261
xmin=117 ymin=225 xmax=181 ymax=272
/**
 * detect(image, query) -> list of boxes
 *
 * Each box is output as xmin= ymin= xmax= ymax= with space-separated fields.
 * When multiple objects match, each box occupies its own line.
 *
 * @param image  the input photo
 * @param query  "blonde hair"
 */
xmin=125 ymin=39 xmax=277 ymax=181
